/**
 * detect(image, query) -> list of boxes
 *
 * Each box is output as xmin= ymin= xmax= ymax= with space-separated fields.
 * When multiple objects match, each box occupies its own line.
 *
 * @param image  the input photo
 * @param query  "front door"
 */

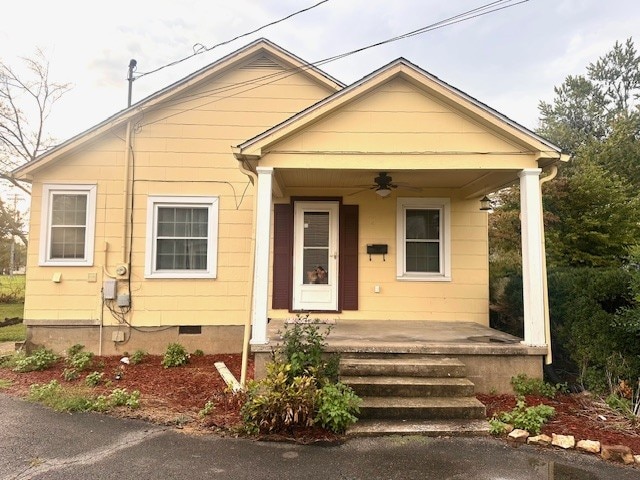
xmin=292 ymin=201 xmax=339 ymax=311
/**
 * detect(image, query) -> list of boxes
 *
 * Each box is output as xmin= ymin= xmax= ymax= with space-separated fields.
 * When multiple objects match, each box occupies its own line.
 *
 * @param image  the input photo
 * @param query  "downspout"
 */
xmin=538 ymin=164 xmax=558 ymax=365
xmin=237 ymin=157 xmax=258 ymax=386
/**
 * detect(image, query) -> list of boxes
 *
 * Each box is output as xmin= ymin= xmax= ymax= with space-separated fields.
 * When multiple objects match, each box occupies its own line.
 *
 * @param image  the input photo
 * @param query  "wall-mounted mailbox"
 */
xmin=367 ymin=244 xmax=388 ymax=261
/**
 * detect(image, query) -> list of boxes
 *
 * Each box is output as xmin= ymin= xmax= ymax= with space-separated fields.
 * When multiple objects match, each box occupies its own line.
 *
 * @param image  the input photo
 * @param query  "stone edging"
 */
xmin=506 ymin=428 xmax=638 ymax=465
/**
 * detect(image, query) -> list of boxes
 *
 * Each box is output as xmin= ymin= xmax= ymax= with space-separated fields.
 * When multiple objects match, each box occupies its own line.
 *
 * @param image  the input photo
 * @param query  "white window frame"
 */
xmin=39 ymin=184 xmax=97 ymax=267
xmin=145 ymin=196 xmax=219 ymax=279
xmin=396 ymin=197 xmax=451 ymax=282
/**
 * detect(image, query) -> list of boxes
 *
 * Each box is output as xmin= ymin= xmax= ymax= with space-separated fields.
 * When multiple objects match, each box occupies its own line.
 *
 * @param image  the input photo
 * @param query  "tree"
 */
xmin=0 ymin=50 xmax=70 ymax=245
xmin=538 ymin=38 xmax=640 ymax=154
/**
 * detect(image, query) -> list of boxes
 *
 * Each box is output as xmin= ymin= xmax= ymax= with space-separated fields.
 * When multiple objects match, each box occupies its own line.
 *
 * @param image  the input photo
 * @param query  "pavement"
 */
xmin=1 ymin=394 xmax=639 ymax=480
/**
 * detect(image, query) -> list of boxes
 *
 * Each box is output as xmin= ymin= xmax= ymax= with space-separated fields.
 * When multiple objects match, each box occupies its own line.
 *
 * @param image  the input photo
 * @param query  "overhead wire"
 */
xmin=137 ymin=0 xmax=530 ymax=129
xmin=134 ymin=0 xmax=330 ymax=80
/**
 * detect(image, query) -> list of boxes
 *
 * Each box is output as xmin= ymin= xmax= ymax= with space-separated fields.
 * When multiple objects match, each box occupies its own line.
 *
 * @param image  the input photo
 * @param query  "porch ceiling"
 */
xmin=276 ymin=168 xmax=520 ymax=198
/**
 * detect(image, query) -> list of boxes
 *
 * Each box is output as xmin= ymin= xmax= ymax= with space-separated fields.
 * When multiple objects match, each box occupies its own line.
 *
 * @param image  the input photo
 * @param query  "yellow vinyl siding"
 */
xmin=24 ymin=57 xmax=334 ymax=327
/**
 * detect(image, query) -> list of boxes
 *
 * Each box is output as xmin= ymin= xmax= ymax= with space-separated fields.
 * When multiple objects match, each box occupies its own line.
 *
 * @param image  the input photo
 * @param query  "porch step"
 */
xmin=347 ymin=419 xmax=490 ymax=437
xmin=340 ymin=356 xmax=467 ymax=378
xmin=342 ymin=376 xmax=475 ymax=398
xmin=359 ymin=396 xmax=486 ymax=420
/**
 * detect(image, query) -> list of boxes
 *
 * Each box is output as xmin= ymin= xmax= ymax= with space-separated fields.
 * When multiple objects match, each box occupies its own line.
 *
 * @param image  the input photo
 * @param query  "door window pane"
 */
xmin=302 ymin=211 xmax=329 ymax=284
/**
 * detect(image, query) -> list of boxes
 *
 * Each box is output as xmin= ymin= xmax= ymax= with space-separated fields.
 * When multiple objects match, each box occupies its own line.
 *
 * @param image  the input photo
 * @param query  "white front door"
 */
xmin=292 ymin=201 xmax=339 ymax=311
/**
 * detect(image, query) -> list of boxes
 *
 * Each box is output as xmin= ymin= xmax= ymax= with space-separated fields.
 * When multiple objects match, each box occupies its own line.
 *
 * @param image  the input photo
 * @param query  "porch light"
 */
xmin=376 ymin=187 xmax=392 ymax=198
xmin=479 ymin=195 xmax=492 ymax=211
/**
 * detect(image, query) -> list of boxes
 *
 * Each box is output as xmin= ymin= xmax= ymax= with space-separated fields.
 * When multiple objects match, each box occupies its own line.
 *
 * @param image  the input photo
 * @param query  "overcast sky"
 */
xmin=2 ymin=0 xmax=639 ymax=144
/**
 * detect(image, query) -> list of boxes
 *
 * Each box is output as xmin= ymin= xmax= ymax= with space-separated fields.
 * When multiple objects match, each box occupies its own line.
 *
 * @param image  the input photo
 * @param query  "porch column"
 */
xmin=251 ymin=166 xmax=274 ymax=344
xmin=519 ymin=168 xmax=546 ymax=347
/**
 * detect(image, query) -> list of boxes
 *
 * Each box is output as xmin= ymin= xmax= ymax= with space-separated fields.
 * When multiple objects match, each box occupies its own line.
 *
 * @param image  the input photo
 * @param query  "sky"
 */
xmin=2 ymin=0 xmax=639 ymax=153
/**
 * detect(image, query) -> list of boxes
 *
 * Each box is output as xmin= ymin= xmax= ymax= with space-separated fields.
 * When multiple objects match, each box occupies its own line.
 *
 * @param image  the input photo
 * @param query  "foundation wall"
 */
xmin=25 ymin=323 xmax=244 ymax=356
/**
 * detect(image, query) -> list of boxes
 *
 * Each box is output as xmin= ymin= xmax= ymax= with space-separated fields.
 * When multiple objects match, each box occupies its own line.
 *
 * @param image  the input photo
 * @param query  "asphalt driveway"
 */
xmin=1 ymin=394 xmax=638 ymax=480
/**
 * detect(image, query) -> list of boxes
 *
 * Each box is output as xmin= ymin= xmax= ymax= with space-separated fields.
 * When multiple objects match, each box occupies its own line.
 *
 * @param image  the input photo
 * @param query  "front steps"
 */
xmin=341 ymin=355 xmax=489 ymax=437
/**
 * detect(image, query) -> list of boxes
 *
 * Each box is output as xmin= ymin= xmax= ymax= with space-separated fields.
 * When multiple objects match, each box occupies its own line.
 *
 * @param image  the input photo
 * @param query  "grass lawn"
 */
xmin=0 ymin=275 xmax=25 ymax=299
xmin=0 ymin=303 xmax=24 ymax=320
xmin=0 ymin=322 xmax=25 ymax=342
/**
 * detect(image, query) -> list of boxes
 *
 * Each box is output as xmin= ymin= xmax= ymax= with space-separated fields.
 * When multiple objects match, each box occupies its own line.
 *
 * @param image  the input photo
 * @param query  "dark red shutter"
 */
xmin=339 ymin=204 xmax=359 ymax=310
xmin=272 ymin=203 xmax=293 ymax=309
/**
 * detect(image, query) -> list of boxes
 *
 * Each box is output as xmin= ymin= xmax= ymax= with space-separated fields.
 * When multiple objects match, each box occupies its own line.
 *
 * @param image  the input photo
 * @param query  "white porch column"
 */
xmin=251 ymin=166 xmax=274 ymax=344
xmin=519 ymin=168 xmax=547 ymax=347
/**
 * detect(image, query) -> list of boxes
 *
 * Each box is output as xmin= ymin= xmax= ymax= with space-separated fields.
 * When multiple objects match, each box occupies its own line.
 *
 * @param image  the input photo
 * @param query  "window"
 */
xmin=39 ymin=184 xmax=96 ymax=266
xmin=145 ymin=196 xmax=218 ymax=278
xmin=396 ymin=197 xmax=451 ymax=281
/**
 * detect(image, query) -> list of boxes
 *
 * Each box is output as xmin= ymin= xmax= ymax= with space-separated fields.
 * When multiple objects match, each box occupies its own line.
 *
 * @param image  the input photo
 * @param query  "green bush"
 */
xmin=65 ymin=344 xmax=94 ymax=371
xmin=315 ymin=382 xmax=361 ymax=433
xmin=278 ymin=319 xmax=339 ymax=383
xmin=162 ymin=343 xmax=190 ymax=368
xmin=13 ymin=348 xmax=58 ymax=372
xmin=29 ymin=380 xmax=94 ymax=412
xmin=85 ymin=371 xmax=104 ymax=387
xmin=510 ymin=374 xmax=566 ymax=398
xmin=130 ymin=349 xmax=147 ymax=365
xmin=241 ymin=363 xmax=317 ymax=434
xmin=496 ymin=397 xmax=555 ymax=435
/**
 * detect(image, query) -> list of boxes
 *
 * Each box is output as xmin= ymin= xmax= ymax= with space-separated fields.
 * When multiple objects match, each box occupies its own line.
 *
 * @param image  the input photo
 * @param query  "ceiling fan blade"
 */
xmin=347 ymin=188 xmax=373 ymax=196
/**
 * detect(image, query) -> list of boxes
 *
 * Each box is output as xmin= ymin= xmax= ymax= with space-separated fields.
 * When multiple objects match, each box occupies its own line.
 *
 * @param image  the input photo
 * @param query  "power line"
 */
xmin=138 ymin=0 xmax=530 ymax=129
xmin=135 ymin=0 xmax=330 ymax=80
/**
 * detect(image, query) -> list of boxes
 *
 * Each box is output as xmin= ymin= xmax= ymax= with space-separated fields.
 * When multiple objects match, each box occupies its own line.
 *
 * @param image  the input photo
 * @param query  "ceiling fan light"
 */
xmin=376 ymin=187 xmax=392 ymax=198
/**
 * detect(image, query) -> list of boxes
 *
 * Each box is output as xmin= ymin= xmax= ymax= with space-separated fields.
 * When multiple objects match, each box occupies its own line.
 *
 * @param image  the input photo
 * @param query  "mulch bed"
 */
xmin=478 ymin=392 xmax=640 ymax=452
xmin=2 ymin=354 xmax=640 ymax=450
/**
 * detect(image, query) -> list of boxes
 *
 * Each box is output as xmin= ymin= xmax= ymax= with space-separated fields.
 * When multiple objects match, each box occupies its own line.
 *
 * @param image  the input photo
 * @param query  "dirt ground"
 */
xmin=1 ymin=354 xmax=640 ymax=451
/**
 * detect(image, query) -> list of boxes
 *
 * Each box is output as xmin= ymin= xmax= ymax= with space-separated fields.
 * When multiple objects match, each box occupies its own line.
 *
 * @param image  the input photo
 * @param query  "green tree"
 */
xmin=538 ymin=38 xmax=640 ymax=154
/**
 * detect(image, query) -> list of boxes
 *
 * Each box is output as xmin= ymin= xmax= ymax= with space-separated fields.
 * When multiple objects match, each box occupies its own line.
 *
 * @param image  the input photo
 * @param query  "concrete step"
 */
xmin=340 ymin=356 xmax=467 ymax=378
xmin=359 ymin=396 xmax=486 ymax=420
xmin=342 ymin=376 xmax=476 ymax=398
xmin=347 ymin=418 xmax=491 ymax=437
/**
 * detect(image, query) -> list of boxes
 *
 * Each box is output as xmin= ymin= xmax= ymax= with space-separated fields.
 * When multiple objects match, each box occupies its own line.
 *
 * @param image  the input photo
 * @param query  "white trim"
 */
xmin=396 ymin=197 xmax=451 ymax=282
xmin=39 ymin=184 xmax=97 ymax=267
xmin=250 ymin=167 xmax=274 ymax=344
xmin=292 ymin=201 xmax=339 ymax=311
xmin=144 ymin=195 xmax=219 ymax=279
xmin=519 ymin=169 xmax=547 ymax=347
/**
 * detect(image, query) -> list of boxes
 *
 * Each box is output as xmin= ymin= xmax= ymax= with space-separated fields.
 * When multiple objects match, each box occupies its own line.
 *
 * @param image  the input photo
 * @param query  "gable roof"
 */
xmin=235 ymin=57 xmax=566 ymax=164
xmin=14 ymin=38 xmax=344 ymax=179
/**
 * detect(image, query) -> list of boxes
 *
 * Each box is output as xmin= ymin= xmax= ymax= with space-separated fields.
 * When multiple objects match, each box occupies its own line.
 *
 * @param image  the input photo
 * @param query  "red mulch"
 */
xmin=478 ymin=392 xmax=640 ymax=452
xmin=3 ymin=355 xmax=640 ymax=450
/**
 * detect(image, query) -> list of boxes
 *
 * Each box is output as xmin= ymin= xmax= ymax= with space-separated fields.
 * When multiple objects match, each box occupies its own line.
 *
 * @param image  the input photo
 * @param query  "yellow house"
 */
xmin=14 ymin=39 xmax=566 ymax=393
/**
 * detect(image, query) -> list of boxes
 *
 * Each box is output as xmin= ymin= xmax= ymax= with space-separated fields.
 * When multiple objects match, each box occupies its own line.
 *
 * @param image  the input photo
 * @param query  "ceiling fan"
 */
xmin=350 ymin=172 xmax=415 ymax=197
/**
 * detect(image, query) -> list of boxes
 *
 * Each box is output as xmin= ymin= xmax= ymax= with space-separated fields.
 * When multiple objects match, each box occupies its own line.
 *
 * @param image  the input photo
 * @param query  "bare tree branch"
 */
xmin=0 ymin=49 xmax=71 ymax=246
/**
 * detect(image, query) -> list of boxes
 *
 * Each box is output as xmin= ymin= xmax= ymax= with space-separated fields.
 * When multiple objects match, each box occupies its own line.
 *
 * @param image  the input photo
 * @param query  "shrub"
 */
xmin=130 ymin=349 xmax=147 ymax=365
xmin=29 ymin=380 xmax=94 ymax=412
xmin=511 ymin=374 xmax=566 ymax=398
xmin=241 ymin=363 xmax=317 ymax=434
xmin=65 ymin=344 xmax=94 ymax=372
xmin=199 ymin=400 xmax=215 ymax=417
xmin=278 ymin=319 xmax=339 ymax=383
xmin=85 ymin=371 xmax=104 ymax=387
xmin=193 ymin=349 xmax=204 ymax=357
xmin=13 ymin=348 xmax=58 ymax=372
xmin=62 ymin=368 xmax=80 ymax=381
xmin=496 ymin=397 xmax=555 ymax=435
xmin=315 ymin=382 xmax=361 ymax=433
xmin=162 ymin=343 xmax=190 ymax=368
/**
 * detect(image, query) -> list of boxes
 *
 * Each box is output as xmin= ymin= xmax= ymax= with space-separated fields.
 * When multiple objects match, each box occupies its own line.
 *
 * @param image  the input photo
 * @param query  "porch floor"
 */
xmin=252 ymin=319 xmax=546 ymax=356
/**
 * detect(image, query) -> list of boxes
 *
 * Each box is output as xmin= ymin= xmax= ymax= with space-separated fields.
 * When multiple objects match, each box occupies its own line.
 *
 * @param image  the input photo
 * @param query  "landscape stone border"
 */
xmin=506 ymin=427 xmax=638 ymax=465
